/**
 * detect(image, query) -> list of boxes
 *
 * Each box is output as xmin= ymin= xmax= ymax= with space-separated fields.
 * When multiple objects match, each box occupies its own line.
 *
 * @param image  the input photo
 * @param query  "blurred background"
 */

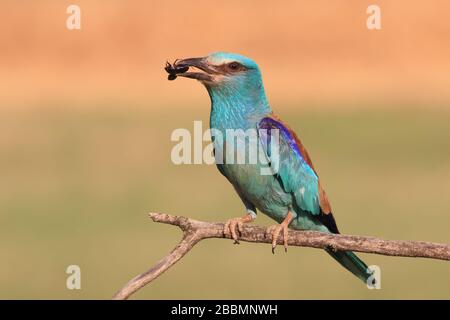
xmin=0 ymin=0 xmax=449 ymax=299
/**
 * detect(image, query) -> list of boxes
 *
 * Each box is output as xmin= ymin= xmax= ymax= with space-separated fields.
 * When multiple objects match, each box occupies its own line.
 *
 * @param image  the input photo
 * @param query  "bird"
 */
xmin=166 ymin=52 xmax=374 ymax=285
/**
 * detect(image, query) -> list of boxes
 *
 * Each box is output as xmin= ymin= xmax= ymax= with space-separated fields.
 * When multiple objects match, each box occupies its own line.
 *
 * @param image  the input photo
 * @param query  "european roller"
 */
xmin=166 ymin=52 xmax=374 ymax=284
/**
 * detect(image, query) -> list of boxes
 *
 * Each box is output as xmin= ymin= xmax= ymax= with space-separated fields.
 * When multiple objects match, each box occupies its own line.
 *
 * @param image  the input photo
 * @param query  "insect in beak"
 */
xmin=165 ymin=60 xmax=189 ymax=81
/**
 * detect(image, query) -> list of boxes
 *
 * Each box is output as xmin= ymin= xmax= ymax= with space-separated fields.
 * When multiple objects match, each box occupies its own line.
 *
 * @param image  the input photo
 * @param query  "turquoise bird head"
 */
xmin=173 ymin=52 xmax=271 ymax=124
xmin=175 ymin=52 xmax=260 ymax=86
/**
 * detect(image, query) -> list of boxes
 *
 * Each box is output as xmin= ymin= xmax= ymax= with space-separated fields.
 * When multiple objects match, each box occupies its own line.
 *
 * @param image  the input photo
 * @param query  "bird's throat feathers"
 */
xmin=207 ymin=76 xmax=271 ymax=130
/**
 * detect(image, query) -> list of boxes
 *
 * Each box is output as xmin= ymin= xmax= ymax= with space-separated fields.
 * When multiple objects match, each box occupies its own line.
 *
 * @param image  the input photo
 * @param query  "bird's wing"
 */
xmin=258 ymin=115 xmax=336 ymax=230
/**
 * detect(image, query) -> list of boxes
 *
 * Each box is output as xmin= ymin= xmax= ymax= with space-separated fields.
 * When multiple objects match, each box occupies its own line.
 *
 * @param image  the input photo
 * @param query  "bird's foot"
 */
xmin=266 ymin=212 xmax=294 ymax=254
xmin=266 ymin=224 xmax=290 ymax=253
xmin=223 ymin=213 xmax=255 ymax=244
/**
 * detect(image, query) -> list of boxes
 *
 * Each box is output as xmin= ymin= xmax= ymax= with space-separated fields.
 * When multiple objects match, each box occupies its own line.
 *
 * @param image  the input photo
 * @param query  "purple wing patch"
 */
xmin=259 ymin=117 xmax=305 ymax=161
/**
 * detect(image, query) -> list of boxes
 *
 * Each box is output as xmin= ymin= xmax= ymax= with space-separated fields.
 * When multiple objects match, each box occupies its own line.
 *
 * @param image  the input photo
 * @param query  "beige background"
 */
xmin=1 ymin=0 xmax=450 ymax=108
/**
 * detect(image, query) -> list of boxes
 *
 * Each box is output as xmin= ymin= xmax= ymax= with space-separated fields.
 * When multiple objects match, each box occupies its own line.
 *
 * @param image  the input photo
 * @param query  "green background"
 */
xmin=1 ymin=103 xmax=449 ymax=299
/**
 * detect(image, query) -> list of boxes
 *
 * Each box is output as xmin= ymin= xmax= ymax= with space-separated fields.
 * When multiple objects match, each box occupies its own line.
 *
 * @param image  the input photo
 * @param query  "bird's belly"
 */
xmin=222 ymin=162 xmax=292 ymax=222
xmin=214 ymin=135 xmax=292 ymax=221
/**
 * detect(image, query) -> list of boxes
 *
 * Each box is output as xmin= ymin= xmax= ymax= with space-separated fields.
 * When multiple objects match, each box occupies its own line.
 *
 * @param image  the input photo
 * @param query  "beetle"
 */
xmin=165 ymin=59 xmax=189 ymax=81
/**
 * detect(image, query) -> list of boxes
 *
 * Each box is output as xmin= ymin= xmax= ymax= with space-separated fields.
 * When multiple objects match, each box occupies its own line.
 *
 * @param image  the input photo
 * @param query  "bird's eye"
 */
xmin=228 ymin=62 xmax=240 ymax=71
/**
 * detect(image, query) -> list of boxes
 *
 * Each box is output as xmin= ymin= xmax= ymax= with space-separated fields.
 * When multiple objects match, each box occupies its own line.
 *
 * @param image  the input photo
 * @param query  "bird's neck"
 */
xmin=207 ymin=86 xmax=271 ymax=131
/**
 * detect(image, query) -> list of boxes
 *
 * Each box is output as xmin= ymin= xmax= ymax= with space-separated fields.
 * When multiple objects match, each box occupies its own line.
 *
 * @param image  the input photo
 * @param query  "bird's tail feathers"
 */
xmin=325 ymin=248 xmax=375 ymax=285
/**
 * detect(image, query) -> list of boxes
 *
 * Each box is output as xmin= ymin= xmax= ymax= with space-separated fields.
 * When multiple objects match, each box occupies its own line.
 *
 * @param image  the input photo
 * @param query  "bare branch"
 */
xmin=113 ymin=212 xmax=450 ymax=300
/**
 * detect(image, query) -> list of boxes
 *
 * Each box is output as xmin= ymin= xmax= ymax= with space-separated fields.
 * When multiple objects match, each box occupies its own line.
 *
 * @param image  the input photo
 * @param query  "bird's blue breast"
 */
xmin=209 ymin=99 xmax=292 ymax=221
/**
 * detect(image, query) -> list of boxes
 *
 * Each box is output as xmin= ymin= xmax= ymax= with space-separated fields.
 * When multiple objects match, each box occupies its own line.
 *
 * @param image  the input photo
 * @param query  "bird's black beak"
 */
xmin=166 ymin=57 xmax=219 ymax=82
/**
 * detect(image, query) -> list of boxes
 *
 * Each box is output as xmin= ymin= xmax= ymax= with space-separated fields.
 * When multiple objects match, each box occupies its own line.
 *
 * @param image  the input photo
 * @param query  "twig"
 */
xmin=113 ymin=212 xmax=450 ymax=300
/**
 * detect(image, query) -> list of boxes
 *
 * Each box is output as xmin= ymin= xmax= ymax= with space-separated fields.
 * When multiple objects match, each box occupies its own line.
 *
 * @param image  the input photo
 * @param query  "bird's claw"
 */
xmin=223 ymin=213 xmax=254 ymax=244
xmin=266 ymin=224 xmax=289 ymax=254
xmin=224 ymin=217 xmax=245 ymax=244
